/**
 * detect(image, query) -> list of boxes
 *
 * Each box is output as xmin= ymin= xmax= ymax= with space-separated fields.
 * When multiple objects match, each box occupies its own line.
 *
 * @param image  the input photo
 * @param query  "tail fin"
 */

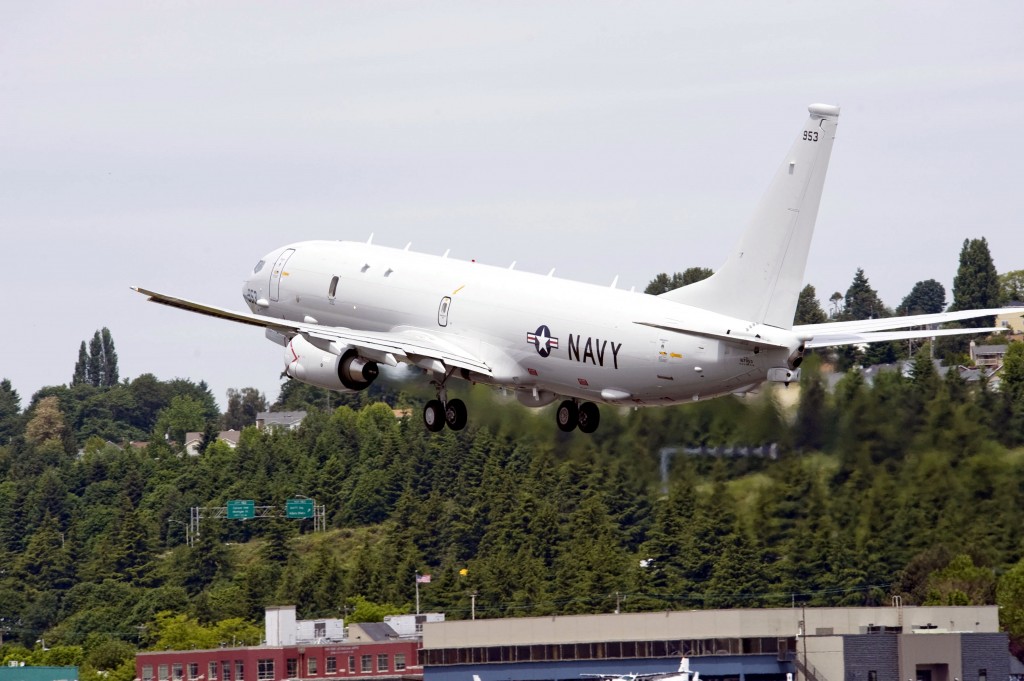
xmin=661 ymin=103 xmax=840 ymax=329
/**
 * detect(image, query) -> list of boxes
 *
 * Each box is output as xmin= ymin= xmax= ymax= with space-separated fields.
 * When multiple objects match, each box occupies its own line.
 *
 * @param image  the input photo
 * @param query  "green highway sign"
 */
xmin=286 ymin=498 xmax=315 ymax=519
xmin=227 ymin=499 xmax=255 ymax=519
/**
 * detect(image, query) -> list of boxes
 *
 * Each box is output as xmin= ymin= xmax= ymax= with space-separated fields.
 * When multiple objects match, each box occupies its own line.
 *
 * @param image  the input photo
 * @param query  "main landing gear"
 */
xmin=423 ymin=374 xmax=468 ymax=432
xmin=556 ymin=399 xmax=600 ymax=434
xmin=423 ymin=398 xmax=467 ymax=432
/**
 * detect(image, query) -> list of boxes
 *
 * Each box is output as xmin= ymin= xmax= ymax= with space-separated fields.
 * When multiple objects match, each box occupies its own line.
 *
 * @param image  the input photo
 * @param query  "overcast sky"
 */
xmin=2 ymin=1 xmax=1022 ymax=409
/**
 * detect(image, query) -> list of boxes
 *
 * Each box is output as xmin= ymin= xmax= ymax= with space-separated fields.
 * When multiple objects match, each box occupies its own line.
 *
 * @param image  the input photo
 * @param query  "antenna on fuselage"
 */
xmin=366 ymin=233 xmax=374 ymax=244
xmin=509 ymin=261 xmax=517 ymax=270
xmin=442 ymin=249 xmax=450 ymax=258
xmin=610 ymin=275 xmax=619 ymax=288
xmin=547 ymin=268 xmax=556 ymax=277
xmin=404 ymin=242 xmax=412 ymax=251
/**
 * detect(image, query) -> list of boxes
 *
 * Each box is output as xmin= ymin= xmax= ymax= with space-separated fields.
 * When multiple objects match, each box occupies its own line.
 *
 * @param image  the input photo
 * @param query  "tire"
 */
xmin=444 ymin=398 xmax=468 ymax=431
xmin=423 ymin=399 xmax=445 ymax=432
xmin=577 ymin=401 xmax=600 ymax=434
xmin=556 ymin=400 xmax=578 ymax=432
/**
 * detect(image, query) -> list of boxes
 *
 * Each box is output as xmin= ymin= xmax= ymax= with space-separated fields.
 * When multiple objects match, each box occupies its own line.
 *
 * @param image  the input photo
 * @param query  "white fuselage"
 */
xmin=243 ymin=240 xmax=800 ymax=407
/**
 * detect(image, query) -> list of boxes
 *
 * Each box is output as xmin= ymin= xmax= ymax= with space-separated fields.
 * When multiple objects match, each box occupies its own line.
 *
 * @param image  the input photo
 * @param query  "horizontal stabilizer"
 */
xmin=795 ymin=307 xmax=1022 ymax=336
xmin=805 ymin=326 xmax=1006 ymax=349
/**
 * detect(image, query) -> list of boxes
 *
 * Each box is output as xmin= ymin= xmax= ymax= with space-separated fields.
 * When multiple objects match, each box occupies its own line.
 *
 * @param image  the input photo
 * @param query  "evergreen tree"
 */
xmin=794 ymin=355 xmax=828 ymax=451
xmin=841 ymin=268 xmax=890 ymax=321
xmin=940 ymin=237 xmax=1002 ymax=357
xmin=100 ymin=328 xmax=119 ymax=387
xmin=72 ymin=342 xmax=90 ymax=386
xmin=644 ymin=267 xmax=714 ymax=294
xmin=794 ymin=284 xmax=827 ymax=325
xmin=0 ymin=379 xmax=21 ymax=445
xmin=88 ymin=332 xmax=104 ymax=388
xmin=898 ymin=279 xmax=947 ymax=315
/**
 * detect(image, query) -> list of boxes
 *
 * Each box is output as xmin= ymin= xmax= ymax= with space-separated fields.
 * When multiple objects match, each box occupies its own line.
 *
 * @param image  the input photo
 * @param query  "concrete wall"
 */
xmin=898 ymin=635 xmax=960 ymax=681
xmin=422 ymin=608 xmax=998 ymax=650
xmin=803 ymin=636 xmax=844 ymax=681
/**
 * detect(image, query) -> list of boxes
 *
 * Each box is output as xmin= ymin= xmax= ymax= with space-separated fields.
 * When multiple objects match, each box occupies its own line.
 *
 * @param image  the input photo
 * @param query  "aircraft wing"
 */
xmin=132 ymin=287 xmax=493 ymax=376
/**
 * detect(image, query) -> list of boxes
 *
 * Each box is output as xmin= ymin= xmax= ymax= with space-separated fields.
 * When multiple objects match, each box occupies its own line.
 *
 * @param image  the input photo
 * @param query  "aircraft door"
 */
xmin=438 ymin=296 xmax=451 ymax=327
xmin=269 ymin=248 xmax=295 ymax=302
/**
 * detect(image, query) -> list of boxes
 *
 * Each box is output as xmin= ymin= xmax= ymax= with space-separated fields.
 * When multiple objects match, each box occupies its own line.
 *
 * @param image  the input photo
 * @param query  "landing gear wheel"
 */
xmin=444 ymin=398 xmax=468 ymax=431
xmin=577 ymin=401 xmax=600 ymax=434
xmin=423 ymin=399 xmax=445 ymax=432
xmin=556 ymin=400 xmax=578 ymax=432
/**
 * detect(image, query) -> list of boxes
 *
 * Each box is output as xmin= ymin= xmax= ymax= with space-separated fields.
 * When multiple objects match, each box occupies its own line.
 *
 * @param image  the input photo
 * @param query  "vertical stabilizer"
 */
xmin=660 ymin=103 xmax=839 ymax=329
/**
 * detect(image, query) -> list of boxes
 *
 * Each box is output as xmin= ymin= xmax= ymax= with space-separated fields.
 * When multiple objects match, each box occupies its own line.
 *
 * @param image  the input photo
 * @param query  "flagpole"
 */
xmin=415 ymin=574 xmax=421 ymax=615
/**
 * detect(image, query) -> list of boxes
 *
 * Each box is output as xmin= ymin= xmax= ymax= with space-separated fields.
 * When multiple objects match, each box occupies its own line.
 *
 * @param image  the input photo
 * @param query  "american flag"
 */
xmin=416 ymin=574 xmax=432 ymax=583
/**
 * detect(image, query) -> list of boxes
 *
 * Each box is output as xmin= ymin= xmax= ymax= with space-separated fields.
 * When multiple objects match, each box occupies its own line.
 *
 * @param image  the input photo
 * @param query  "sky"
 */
xmin=2 ymin=1 xmax=1023 ymax=409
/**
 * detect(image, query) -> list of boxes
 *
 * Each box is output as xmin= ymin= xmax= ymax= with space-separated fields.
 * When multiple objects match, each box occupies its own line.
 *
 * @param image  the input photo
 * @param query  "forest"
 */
xmin=1 ymin=239 xmax=1024 ymax=681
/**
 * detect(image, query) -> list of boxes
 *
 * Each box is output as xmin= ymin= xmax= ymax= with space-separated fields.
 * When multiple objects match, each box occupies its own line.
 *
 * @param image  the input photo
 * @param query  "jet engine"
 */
xmin=285 ymin=335 xmax=379 ymax=392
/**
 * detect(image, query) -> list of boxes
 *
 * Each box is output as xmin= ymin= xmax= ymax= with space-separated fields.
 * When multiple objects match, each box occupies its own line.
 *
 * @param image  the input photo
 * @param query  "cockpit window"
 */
xmin=253 ymin=259 xmax=266 ymax=274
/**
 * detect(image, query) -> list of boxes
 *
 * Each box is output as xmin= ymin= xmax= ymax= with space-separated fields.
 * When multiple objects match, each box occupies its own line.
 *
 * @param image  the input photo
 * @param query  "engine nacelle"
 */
xmin=285 ymin=335 xmax=379 ymax=392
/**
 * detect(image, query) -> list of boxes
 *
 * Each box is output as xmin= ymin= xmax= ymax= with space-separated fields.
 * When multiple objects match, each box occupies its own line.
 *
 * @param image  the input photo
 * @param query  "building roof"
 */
xmin=256 ymin=411 xmax=307 ymax=428
xmin=350 ymin=622 xmax=400 ymax=642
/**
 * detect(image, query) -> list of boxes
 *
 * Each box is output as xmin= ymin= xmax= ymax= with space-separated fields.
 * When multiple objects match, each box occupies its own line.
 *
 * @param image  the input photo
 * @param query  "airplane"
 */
xmin=579 ymin=657 xmax=699 ymax=681
xmin=134 ymin=103 xmax=1018 ymax=434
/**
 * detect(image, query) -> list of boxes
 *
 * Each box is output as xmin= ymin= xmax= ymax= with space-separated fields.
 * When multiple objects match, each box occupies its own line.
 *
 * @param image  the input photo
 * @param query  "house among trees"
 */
xmin=184 ymin=430 xmax=240 ymax=456
xmin=255 ymin=411 xmax=307 ymax=430
xmin=970 ymin=341 xmax=1009 ymax=370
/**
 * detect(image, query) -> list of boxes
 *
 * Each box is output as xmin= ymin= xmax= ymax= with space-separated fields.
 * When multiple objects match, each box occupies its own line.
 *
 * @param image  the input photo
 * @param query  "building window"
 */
xmin=143 ymin=665 xmax=154 ymax=681
xmin=376 ymin=655 xmax=388 ymax=672
xmin=394 ymin=655 xmax=405 ymax=672
xmin=222 ymin=662 xmax=231 ymax=681
xmin=308 ymin=658 xmax=318 ymax=676
xmin=979 ymin=670 xmax=987 ymax=681
xmin=361 ymin=655 xmax=372 ymax=673
xmin=258 ymin=659 xmax=275 ymax=681
xmin=159 ymin=665 xmax=169 ymax=681
xmin=173 ymin=664 xmax=184 ymax=681
xmin=348 ymin=657 xmax=355 ymax=674
xmin=326 ymin=657 xmax=337 ymax=674
xmin=869 ymin=672 xmax=877 ymax=681
xmin=235 ymin=662 xmax=244 ymax=681
xmin=287 ymin=659 xmax=297 ymax=678
xmin=189 ymin=664 xmax=200 ymax=680
xmin=209 ymin=663 xmax=218 ymax=680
